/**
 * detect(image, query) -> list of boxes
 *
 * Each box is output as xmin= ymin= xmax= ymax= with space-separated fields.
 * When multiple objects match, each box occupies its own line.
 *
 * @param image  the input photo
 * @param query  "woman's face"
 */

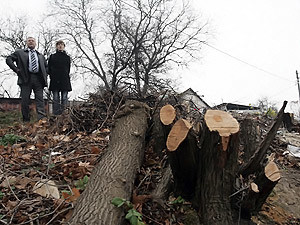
xmin=56 ymin=43 xmax=65 ymax=51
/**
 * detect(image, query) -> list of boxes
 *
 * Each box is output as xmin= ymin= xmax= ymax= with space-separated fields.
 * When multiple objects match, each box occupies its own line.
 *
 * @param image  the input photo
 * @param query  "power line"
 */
xmin=203 ymin=43 xmax=294 ymax=83
xmin=119 ymin=0 xmax=295 ymax=84
xmin=230 ymin=83 xmax=297 ymax=105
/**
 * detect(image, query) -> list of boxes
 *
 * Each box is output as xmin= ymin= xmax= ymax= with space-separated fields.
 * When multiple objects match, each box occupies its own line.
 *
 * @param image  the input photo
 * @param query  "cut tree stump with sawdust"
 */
xmin=68 ymin=100 xmax=150 ymax=225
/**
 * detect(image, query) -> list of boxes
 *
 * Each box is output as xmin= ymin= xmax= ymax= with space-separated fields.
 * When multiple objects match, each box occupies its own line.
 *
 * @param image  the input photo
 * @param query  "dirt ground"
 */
xmin=1 ymin=106 xmax=300 ymax=224
xmin=256 ymin=130 xmax=300 ymax=225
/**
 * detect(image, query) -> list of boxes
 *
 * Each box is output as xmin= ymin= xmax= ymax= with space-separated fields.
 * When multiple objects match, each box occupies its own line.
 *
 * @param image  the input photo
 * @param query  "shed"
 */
xmin=179 ymin=88 xmax=210 ymax=113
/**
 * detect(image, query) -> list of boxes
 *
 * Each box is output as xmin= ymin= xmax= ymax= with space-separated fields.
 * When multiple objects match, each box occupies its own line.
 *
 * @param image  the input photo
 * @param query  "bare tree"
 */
xmin=36 ymin=20 xmax=61 ymax=59
xmin=0 ymin=17 xmax=28 ymax=56
xmin=50 ymin=0 xmax=208 ymax=97
xmin=256 ymin=97 xmax=278 ymax=115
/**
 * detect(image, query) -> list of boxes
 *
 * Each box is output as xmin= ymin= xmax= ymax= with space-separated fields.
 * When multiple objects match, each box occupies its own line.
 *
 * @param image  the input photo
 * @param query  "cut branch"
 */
xmin=166 ymin=119 xmax=192 ymax=151
xmin=240 ymin=101 xmax=287 ymax=177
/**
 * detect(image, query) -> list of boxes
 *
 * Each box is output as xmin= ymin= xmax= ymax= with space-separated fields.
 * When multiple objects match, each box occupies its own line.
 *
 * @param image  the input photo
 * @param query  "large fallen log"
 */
xmin=68 ymin=100 xmax=150 ymax=225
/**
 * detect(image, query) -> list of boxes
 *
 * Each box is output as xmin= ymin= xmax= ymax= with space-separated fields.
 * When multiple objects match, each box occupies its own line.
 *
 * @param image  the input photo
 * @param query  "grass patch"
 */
xmin=0 ymin=134 xmax=26 ymax=146
xmin=0 ymin=111 xmax=22 ymax=128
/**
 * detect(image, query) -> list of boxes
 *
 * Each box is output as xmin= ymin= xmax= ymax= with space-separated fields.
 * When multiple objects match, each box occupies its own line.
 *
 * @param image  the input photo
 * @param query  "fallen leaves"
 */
xmin=0 ymin=116 xmax=109 ymax=224
xmin=33 ymin=179 xmax=60 ymax=199
xmin=62 ymin=188 xmax=81 ymax=202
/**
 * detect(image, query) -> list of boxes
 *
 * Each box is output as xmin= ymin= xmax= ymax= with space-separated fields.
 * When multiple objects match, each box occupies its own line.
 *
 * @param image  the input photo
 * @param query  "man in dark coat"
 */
xmin=6 ymin=37 xmax=48 ymax=122
xmin=48 ymin=40 xmax=72 ymax=115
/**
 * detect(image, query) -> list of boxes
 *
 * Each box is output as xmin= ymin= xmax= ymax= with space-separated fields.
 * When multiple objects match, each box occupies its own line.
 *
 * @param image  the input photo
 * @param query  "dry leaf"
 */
xmin=78 ymin=162 xmax=94 ymax=172
xmin=15 ymin=177 xmax=31 ymax=189
xmin=36 ymin=143 xmax=46 ymax=150
xmin=22 ymin=154 xmax=32 ymax=160
xmin=101 ymin=128 xmax=110 ymax=133
xmin=0 ymin=176 xmax=17 ymax=188
xmin=91 ymin=146 xmax=101 ymax=154
xmin=6 ymin=200 xmax=18 ymax=210
xmin=28 ymin=145 xmax=36 ymax=151
xmin=33 ymin=179 xmax=60 ymax=199
xmin=164 ymin=219 xmax=170 ymax=225
xmin=62 ymin=188 xmax=80 ymax=202
xmin=132 ymin=191 xmax=152 ymax=205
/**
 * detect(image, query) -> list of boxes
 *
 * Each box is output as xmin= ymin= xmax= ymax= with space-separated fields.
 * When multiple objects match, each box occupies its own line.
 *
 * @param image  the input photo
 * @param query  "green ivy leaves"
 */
xmin=111 ymin=197 xmax=145 ymax=225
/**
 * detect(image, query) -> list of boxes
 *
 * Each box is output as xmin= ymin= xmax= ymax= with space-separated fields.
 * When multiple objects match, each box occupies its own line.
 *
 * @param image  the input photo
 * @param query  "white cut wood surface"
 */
xmin=204 ymin=110 xmax=239 ymax=137
xmin=265 ymin=161 xmax=281 ymax=182
xmin=250 ymin=182 xmax=259 ymax=193
xmin=167 ymin=119 xmax=192 ymax=151
xmin=160 ymin=104 xmax=176 ymax=125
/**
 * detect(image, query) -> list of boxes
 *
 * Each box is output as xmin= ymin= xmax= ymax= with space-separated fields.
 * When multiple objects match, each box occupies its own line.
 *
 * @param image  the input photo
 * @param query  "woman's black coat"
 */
xmin=48 ymin=51 xmax=72 ymax=91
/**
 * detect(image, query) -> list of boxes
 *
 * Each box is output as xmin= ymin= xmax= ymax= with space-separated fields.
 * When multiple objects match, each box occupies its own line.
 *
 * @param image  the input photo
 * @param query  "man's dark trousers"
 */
xmin=20 ymin=72 xmax=45 ymax=122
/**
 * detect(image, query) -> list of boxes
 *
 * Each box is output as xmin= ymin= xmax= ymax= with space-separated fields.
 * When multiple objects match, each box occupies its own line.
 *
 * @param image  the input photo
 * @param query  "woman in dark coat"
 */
xmin=48 ymin=40 xmax=72 ymax=115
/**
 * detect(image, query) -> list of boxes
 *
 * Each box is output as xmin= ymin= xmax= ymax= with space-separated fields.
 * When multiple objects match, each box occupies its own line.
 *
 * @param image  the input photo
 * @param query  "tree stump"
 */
xmin=163 ymin=118 xmax=199 ymax=199
xmin=196 ymin=110 xmax=240 ymax=225
xmin=68 ymin=100 xmax=150 ymax=225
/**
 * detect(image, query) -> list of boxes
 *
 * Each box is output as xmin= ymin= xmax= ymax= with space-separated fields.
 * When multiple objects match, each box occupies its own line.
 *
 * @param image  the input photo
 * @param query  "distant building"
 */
xmin=215 ymin=103 xmax=260 ymax=113
xmin=179 ymin=88 xmax=210 ymax=113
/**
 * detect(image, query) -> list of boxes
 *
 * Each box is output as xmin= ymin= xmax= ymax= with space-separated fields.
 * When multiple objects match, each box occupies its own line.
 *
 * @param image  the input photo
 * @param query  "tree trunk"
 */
xmin=168 ymin=132 xmax=199 ymax=200
xmin=150 ymin=106 xmax=174 ymax=157
xmin=68 ymin=100 xmax=150 ymax=225
xmin=195 ymin=110 xmax=240 ymax=225
xmin=151 ymin=164 xmax=173 ymax=201
xmin=162 ymin=117 xmax=199 ymax=200
xmin=239 ymin=118 xmax=261 ymax=163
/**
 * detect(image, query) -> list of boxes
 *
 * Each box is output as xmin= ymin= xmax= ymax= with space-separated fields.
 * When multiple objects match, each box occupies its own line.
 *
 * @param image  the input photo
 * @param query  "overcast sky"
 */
xmin=1 ymin=0 xmax=300 ymax=111
xmin=188 ymin=0 xmax=300 ymax=112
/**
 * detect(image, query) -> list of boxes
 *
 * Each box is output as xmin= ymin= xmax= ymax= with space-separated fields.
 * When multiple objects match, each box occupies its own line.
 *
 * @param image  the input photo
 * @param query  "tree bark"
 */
xmin=151 ymin=164 xmax=173 ymax=201
xmin=162 ymin=116 xmax=198 ymax=199
xmin=239 ymin=118 xmax=261 ymax=163
xmin=151 ymin=110 xmax=170 ymax=157
xmin=68 ymin=100 xmax=150 ymax=225
xmin=167 ymin=131 xmax=199 ymax=200
xmin=196 ymin=110 xmax=240 ymax=225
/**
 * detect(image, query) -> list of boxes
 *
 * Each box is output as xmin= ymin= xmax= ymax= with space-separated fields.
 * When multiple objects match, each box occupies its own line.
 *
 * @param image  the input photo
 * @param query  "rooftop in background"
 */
xmin=179 ymin=88 xmax=210 ymax=109
xmin=215 ymin=103 xmax=260 ymax=111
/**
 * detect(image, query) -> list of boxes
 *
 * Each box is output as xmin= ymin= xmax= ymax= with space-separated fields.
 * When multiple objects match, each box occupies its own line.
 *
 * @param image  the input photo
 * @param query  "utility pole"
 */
xmin=296 ymin=70 xmax=300 ymax=104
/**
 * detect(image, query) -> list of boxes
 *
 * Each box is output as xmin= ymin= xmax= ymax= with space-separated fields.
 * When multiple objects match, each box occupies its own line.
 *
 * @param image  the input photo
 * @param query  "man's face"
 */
xmin=26 ymin=38 xmax=36 ymax=49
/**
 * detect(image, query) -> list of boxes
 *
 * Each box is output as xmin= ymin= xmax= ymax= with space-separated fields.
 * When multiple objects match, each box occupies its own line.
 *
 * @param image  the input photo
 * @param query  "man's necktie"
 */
xmin=30 ymin=50 xmax=38 ymax=73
